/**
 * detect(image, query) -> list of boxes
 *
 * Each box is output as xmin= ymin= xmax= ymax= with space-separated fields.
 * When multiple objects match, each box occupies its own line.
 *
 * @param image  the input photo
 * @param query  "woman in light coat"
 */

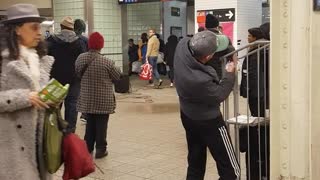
xmin=0 ymin=4 xmax=53 ymax=180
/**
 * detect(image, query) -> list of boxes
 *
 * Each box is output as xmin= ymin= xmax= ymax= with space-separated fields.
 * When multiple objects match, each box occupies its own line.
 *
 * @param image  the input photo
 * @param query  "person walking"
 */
xmin=174 ymin=31 xmax=240 ymax=180
xmin=0 ymin=4 xmax=53 ymax=179
xmin=146 ymin=28 xmax=162 ymax=87
xmin=75 ymin=32 xmax=121 ymax=159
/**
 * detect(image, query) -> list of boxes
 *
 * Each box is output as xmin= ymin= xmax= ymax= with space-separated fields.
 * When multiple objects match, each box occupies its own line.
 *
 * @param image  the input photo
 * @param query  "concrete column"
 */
xmin=271 ymin=0 xmax=312 ymax=179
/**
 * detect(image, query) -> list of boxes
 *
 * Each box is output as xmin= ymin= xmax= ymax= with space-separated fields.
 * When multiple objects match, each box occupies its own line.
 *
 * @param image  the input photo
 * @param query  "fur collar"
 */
xmin=2 ymin=49 xmax=54 ymax=91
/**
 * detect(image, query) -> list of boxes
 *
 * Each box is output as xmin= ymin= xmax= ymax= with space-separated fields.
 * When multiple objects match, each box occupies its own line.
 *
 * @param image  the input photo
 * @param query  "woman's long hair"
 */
xmin=0 ymin=22 xmax=47 ymax=61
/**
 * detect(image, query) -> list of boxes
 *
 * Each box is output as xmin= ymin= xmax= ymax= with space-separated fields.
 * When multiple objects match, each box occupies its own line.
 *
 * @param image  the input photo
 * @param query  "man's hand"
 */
xmin=225 ymin=54 xmax=238 ymax=73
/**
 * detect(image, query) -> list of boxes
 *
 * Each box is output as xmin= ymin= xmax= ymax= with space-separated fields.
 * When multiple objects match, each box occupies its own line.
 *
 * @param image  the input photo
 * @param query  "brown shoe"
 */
xmin=95 ymin=150 xmax=108 ymax=159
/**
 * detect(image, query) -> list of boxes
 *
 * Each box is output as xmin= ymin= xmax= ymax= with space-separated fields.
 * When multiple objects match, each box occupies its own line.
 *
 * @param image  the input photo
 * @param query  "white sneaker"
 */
xmin=170 ymin=83 xmax=173 ymax=87
xmin=158 ymin=79 xmax=163 ymax=87
xmin=148 ymin=83 xmax=155 ymax=87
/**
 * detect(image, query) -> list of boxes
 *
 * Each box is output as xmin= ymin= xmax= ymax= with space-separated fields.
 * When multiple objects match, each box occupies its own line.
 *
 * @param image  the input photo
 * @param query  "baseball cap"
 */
xmin=189 ymin=31 xmax=218 ymax=58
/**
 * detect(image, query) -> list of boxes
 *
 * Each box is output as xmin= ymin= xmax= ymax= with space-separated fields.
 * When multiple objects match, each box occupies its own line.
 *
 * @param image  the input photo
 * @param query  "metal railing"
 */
xmin=222 ymin=41 xmax=270 ymax=180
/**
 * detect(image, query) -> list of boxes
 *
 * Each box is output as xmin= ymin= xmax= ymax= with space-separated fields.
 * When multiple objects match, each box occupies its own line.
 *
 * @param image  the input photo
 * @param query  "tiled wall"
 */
xmin=127 ymin=2 xmax=161 ymax=43
xmin=52 ymin=0 xmax=84 ymax=32
xmin=93 ymin=0 xmax=123 ymax=70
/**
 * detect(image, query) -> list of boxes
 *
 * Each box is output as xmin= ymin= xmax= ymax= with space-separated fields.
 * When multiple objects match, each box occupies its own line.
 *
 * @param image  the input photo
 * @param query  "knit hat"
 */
xmin=205 ymin=14 xmax=219 ymax=29
xmin=74 ymin=19 xmax=86 ymax=35
xmin=248 ymin=27 xmax=264 ymax=40
xmin=60 ymin=16 xmax=74 ymax=29
xmin=88 ymin=32 xmax=104 ymax=50
xmin=189 ymin=31 xmax=218 ymax=58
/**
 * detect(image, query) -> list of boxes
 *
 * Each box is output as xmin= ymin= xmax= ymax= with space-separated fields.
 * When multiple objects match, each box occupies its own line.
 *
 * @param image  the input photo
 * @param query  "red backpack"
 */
xmin=139 ymin=61 xmax=153 ymax=80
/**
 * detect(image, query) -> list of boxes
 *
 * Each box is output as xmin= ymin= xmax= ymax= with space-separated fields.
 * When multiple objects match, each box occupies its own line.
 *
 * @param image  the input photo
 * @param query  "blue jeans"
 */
xmin=64 ymin=80 xmax=80 ymax=133
xmin=148 ymin=56 xmax=160 ymax=80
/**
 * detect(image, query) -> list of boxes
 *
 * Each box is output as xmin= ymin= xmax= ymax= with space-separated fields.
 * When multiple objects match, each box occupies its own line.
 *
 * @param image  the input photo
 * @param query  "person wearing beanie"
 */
xmin=174 ymin=31 xmax=240 ymax=179
xmin=240 ymin=27 xmax=270 ymax=180
xmin=47 ymin=16 xmax=86 ymax=133
xmin=205 ymin=14 xmax=235 ymax=80
xmin=205 ymin=14 xmax=220 ymax=29
xmin=74 ymin=19 xmax=88 ymax=51
xmin=75 ymin=32 xmax=121 ymax=159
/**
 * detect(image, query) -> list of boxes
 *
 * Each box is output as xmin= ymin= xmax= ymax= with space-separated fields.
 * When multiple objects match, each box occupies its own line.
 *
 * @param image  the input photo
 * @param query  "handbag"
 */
xmin=43 ymin=107 xmax=68 ymax=174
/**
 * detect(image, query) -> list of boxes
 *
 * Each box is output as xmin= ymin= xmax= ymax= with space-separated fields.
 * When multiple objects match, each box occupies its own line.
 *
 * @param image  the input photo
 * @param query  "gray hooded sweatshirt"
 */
xmin=174 ymin=37 xmax=235 ymax=120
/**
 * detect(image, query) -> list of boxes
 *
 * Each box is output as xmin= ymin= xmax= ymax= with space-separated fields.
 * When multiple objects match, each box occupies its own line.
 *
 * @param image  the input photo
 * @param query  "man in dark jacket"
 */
xmin=127 ymin=39 xmax=139 ymax=75
xmin=47 ymin=16 xmax=86 ymax=133
xmin=174 ymin=31 xmax=240 ymax=180
xmin=205 ymin=14 xmax=235 ymax=80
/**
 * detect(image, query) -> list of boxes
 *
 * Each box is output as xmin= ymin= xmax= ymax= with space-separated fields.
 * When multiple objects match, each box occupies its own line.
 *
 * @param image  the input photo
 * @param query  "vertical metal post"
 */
xmin=257 ymin=45 xmax=262 ymax=180
xmin=246 ymin=49 xmax=251 ymax=180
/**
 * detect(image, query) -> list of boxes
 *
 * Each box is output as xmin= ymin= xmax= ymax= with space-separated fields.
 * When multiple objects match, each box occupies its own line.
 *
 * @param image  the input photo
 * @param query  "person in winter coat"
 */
xmin=164 ymin=35 xmax=178 ymax=87
xmin=47 ymin=16 xmax=86 ymax=133
xmin=75 ymin=32 xmax=121 ymax=159
xmin=174 ymin=31 xmax=240 ymax=180
xmin=205 ymin=14 xmax=235 ymax=80
xmin=240 ymin=27 xmax=270 ymax=180
xmin=74 ymin=19 xmax=88 ymax=52
xmin=146 ymin=29 xmax=162 ymax=87
xmin=0 ymin=4 xmax=54 ymax=179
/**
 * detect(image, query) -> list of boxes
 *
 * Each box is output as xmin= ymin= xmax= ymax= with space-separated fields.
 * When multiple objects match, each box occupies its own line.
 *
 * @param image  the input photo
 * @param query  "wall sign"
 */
xmin=197 ymin=9 xmax=235 ymax=43
xmin=197 ymin=8 xmax=236 ymax=23
xmin=171 ymin=7 xmax=180 ymax=17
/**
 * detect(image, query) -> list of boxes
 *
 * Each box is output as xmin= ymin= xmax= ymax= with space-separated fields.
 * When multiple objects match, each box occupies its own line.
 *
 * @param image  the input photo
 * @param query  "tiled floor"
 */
xmin=54 ymin=76 xmax=248 ymax=180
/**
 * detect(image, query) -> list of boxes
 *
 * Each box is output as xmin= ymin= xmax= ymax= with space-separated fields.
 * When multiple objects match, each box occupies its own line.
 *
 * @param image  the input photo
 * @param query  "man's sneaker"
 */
xmin=170 ymin=83 xmax=173 ymax=87
xmin=158 ymin=79 xmax=163 ymax=87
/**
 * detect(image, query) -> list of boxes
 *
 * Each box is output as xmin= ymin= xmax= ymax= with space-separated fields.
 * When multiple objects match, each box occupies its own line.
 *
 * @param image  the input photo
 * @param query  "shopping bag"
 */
xmin=62 ymin=133 xmax=95 ymax=180
xmin=139 ymin=61 xmax=153 ymax=80
xmin=43 ymin=108 xmax=65 ymax=174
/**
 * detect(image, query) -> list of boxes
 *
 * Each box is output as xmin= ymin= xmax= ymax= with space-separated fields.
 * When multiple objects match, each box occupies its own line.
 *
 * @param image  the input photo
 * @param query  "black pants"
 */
xmin=181 ymin=111 xmax=240 ymax=180
xmin=240 ymin=97 xmax=270 ymax=180
xmin=168 ymin=66 xmax=174 ymax=83
xmin=84 ymin=114 xmax=109 ymax=153
xmin=64 ymin=81 xmax=80 ymax=133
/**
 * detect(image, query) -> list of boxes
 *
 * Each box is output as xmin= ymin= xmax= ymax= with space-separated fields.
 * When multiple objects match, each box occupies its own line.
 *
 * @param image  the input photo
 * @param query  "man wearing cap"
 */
xmin=47 ymin=16 xmax=86 ymax=133
xmin=174 ymin=31 xmax=240 ymax=180
xmin=205 ymin=14 xmax=235 ymax=80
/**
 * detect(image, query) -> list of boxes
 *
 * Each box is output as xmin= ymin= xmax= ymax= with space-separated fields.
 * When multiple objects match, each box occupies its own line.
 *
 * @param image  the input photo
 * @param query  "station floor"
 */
xmin=53 ymin=75 xmax=248 ymax=180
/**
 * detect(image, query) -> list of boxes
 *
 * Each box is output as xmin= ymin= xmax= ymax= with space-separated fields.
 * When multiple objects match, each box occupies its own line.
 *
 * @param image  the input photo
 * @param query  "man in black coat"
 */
xmin=47 ymin=16 xmax=86 ymax=133
xmin=127 ymin=39 xmax=139 ymax=75
xmin=239 ymin=27 xmax=270 ymax=180
xmin=205 ymin=14 xmax=235 ymax=80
